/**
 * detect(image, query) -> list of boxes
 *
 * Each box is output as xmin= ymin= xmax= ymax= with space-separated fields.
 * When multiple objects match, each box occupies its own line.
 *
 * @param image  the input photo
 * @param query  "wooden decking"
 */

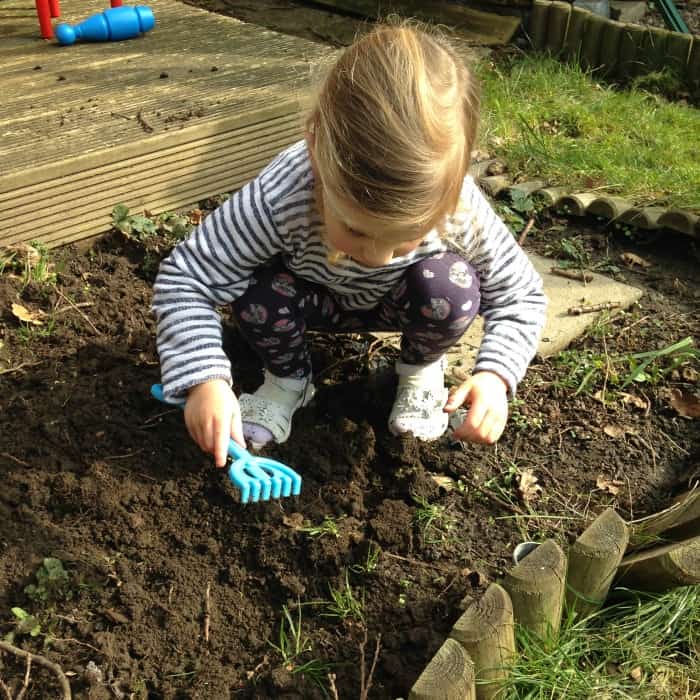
xmin=1 ymin=0 xmax=334 ymax=248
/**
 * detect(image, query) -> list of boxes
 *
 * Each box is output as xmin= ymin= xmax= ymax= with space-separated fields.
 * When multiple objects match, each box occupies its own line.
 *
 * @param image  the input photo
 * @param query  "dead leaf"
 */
xmin=681 ymin=366 xmax=699 ymax=383
xmin=621 ymin=252 xmax=652 ymax=269
xmin=517 ymin=468 xmax=542 ymax=504
xmin=189 ymin=208 xmax=203 ymax=225
xmin=430 ymin=474 xmax=456 ymax=491
xmin=629 ymin=666 xmax=643 ymax=683
xmin=4 ymin=242 xmax=40 ymax=266
xmin=618 ymin=392 xmax=649 ymax=411
xmin=11 ymin=302 xmax=47 ymax=325
xmin=282 ymin=512 xmax=305 ymax=530
xmin=669 ymin=388 xmax=700 ymax=418
xmin=603 ymin=424 xmax=627 ymax=439
xmin=596 ymin=475 xmax=624 ymax=496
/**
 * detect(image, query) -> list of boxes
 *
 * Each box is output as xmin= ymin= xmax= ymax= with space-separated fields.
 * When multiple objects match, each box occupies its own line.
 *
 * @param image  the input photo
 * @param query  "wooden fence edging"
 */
xmin=565 ymin=508 xmax=629 ymax=617
xmin=615 ymin=536 xmax=700 ymax=592
xmin=408 ymin=637 xmax=476 ymax=700
xmin=502 ymin=539 xmax=567 ymax=640
xmin=628 ymin=488 xmax=700 ymax=549
xmin=450 ymin=583 xmax=516 ymax=700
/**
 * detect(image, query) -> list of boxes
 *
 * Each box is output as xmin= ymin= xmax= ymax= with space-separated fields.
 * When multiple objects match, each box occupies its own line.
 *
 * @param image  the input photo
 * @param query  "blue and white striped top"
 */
xmin=153 ymin=140 xmax=547 ymax=398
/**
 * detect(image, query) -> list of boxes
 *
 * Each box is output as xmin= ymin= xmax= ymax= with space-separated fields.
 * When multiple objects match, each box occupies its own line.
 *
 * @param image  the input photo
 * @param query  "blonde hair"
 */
xmin=309 ymin=22 xmax=480 ymax=242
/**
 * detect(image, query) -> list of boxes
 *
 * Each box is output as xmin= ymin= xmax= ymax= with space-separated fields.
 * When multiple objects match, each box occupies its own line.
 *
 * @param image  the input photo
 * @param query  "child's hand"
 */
xmin=444 ymin=371 xmax=509 ymax=444
xmin=184 ymin=379 xmax=245 ymax=467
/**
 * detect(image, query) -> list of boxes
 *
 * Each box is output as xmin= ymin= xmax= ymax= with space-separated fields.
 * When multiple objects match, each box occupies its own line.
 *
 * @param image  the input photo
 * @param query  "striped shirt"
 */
xmin=153 ymin=140 xmax=547 ymax=398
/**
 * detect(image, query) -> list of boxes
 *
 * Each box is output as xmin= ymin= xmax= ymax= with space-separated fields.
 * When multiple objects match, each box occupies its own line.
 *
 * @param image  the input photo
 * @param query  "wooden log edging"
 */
xmin=615 ymin=536 xmax=700 ymax=592
xmin=628 ymin=488 xmax=700 ymax=548
xmin=529 ymin=0 xmax=700 ymax=88
xmin=450 ymin=583 xmax=516 ymax=700
xmin=565 ymin=508 xmax=629 ymax=617
xmin=409 ymin=503 xmax=700 ymax=698
xmin=502 ymin=539 xmax=567 ymax=640
xmin=466 ymin=161 xmax=700 ymax=239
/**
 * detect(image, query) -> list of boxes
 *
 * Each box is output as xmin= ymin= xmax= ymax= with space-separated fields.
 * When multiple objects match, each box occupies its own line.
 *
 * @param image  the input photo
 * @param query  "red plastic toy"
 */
xmin=35 ymin=0 xmax=123 ymax=39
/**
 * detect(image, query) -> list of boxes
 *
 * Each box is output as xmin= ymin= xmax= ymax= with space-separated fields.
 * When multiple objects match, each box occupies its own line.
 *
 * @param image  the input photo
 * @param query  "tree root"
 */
xmin=0 ymin=641 xmax=71 ymax=700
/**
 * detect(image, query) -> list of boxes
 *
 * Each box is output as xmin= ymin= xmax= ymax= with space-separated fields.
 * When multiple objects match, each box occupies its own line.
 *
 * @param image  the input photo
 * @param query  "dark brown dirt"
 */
xmin=1 ymin=200 xmax=699 ymax=699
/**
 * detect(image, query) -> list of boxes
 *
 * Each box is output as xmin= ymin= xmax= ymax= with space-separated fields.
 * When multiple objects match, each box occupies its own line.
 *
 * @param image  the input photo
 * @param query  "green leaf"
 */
xmin=11 ymin=607 xmax=28 ymax=620
xmin=112 ymin=203 xmax=130 ymax=223
xmin=30 ymin=624 xmax=42 ymax=637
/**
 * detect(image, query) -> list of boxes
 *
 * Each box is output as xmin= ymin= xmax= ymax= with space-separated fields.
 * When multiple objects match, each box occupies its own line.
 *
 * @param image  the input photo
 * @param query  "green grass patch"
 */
xmin=478 ymin=55 xmax=700 ymax=211
xmin=502 ymin=586 xmax=700 ymax=699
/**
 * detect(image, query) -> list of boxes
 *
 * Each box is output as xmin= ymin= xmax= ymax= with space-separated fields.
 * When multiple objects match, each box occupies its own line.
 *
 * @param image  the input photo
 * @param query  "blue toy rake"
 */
xmin=150 ymin=384 xmax=302 ymax=504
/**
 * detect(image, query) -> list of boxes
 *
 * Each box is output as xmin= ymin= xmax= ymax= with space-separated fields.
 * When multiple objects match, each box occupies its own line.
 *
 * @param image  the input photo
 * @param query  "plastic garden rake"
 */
xmin=150 ymin=384 xmax=301 ymax=504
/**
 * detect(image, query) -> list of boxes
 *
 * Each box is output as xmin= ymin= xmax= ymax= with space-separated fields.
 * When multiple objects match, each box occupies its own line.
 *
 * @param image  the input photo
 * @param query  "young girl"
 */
xmin=152 ymin=24 xmax=547 ymax=468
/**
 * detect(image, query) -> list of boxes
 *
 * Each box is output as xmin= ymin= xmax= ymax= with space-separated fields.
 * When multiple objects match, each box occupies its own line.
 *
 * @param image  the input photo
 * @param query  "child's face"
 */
xmin=321 ymin=190 xmax=425 ymax=268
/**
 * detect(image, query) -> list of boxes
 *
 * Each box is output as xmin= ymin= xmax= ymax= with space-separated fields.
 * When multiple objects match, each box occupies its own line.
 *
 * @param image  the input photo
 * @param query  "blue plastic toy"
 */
xmin=55 ymin=5 xmax=155 ymax=46
xmin=150 ymin=384 xmax=302 ymax=504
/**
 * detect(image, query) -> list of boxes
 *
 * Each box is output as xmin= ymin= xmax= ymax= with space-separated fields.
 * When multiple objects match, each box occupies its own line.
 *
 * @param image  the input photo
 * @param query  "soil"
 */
xmin=2 ymin=5 xmax=700 ymax=699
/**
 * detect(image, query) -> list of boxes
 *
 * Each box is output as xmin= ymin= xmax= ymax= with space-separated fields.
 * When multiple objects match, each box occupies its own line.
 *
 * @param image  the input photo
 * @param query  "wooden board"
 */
xmin=1 ymin=0 xmax=334 ymax=248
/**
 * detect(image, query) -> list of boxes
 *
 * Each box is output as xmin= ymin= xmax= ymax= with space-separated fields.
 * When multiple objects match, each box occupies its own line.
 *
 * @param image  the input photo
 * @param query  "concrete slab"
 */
xmin=447 ymin=252 xmax=644 ymax=371
xmin=610 ymin=1 xmax=648 ymax=23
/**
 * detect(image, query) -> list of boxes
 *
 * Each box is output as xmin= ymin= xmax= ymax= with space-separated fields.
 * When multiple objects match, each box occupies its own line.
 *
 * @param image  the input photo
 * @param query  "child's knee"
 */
xmin=403 ymin=253 xmax=480 ymax=324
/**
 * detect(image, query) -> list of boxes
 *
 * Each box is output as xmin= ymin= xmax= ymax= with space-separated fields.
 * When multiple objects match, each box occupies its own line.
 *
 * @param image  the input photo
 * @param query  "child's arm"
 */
xmin=445 ymin=179 xmax=548 ymax=443
xmin=152 ymin=174 xmax=287 ymax=460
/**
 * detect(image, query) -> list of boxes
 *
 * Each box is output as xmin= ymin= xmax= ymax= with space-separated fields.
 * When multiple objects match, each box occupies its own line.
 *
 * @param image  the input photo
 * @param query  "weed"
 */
xmin=24 ymin=557 xmax=71 ymax=604
xmin=324 ymin=571 xmax=364 ymax=621
xmin=111 ymin=204 xmax=193 ymax=243
xmin=350 ymin=543 xmax=380 ymax=575
xmin=554 ymin=336 xmax=699 ymax=395
xmin=17 ymin=318 xmax=56 ymax=343
xmin=412 ymin=494 xmax=456 ymax=545
xmin=509 ymin=398 xmax=544 ymax=431
xmin=301 ymin=516 xmax=342 ymax=539
xmin=268 ymin=603 xmax=332 ymax=692
xmin=10 ymin=607 xmax=42 ymax=638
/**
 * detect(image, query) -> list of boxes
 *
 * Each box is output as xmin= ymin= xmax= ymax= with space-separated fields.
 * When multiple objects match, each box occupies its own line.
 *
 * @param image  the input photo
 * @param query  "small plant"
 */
xmin=412 ymin=494 xmax=455 ymax=544
xmin=111 ymin=204 xmax=194 ymax=243
xmin=397 ymin=579 xmax=411 ymax=607
xmin=509 ymin=398 xmax=544 ymax=431
xmin=24 ymin=557 xmax=71 ymax=604
xmin=9 ymin=607 xmax=42 ymax=638
xmin=324 ymin=571 xmax=364 ymax=621
xmin=300 ymin=516 xmax=341 ymax=540
xmin=268 ymin=603 xmax=332 ymax=692
xmin=269 ymin=603 xmax=312 ymax=663
xmin=350 ymin=543 xmax=380 ymax=575
xmin=16 ymin=318 xmax=57 ymax=343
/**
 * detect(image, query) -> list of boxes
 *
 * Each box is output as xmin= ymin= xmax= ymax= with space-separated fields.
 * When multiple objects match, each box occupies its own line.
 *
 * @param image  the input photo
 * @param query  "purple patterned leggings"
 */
xmin=231 ymin=253 xmax=480 ymax=379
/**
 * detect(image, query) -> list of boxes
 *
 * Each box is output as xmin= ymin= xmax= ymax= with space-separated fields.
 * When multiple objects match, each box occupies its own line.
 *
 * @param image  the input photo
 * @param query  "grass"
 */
xmin=501 ymin=586 xmax=700 ymax=699
xmin=412 ymin=494 xmax=456 ymax=545
xmin=324 ymin=571 xmax=365 ymax=621
xmin=478 ymin=54 xmax=700 ymax=211
xmin=300 ymin=516 xmax=342 ymax=539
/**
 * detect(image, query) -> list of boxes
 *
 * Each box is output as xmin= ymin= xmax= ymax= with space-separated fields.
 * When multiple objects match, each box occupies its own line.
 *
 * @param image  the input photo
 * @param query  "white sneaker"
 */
xmin=239 ymin=371 xmax=315 ymax=448
xmin=388 ymin=356 xmax=449 ymax=441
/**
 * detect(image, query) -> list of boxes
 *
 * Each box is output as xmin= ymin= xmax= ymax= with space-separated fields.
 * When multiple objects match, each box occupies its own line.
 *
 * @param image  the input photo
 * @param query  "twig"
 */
xmin=203 ymin=582 xmax=211 ymax=644
xmin=567 ymin=301 xmax=621 ymax=316
xmin=550 ymin=267 xmax=593 ymax=283
xmin=0 ymin=677 xmax=12 ymax=700
xmin=383 ymin=551 xmax=442 ymax=570
xmin=460 ymin=474 xmax=525 ymax=515
xmin=54 ymin=302 xmax=93 ymax=315
xmin=15 ymin=655 xmax=31 ymax=700
xmin=0 ymin=453 xmax=31 ymax=467
xmin=328 ymin=673 xmax=340 ymax=700
xmin=0 ymin=361 xmax=41 ymax=376
xmin=55 ymin=290 xmax=101 ymax=335
xmin=359 ymin=628 xmax=381 ymax=700
xmin=517 ymin=217 xmax=535 ymax=246
xmin=110 ymin=111 xmax=135 ymax=120
xmin=0 ymin=641 xmax=71 ymax=699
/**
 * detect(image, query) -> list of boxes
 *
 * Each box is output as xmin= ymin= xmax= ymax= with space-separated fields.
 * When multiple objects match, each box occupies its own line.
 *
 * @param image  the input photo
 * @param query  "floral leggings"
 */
xmin=231 ymin=252 xmax=481 ymax=379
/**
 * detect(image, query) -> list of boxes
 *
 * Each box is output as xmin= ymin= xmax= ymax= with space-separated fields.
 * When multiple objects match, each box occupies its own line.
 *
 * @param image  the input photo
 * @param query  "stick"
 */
xmin=0 ymin=453 xmax=31 ymax=467
xmin=359 ymin=629 xmax=381 ymax=700
xmin=460 ymin=475 xmax=525 ymax=515
xmin=55 ymin=290 xmax=101 ymax=335
xmin=0 ymin=362 xmax=41 ymax=376
xmin=517 ymin=217 xmax=535 ymax=246
xmin=203 ymin=582 xmax=211 ymax=644
xmin=0 ymin=678 xmax=12 ymax=700
xmin=550 ymin=267 xmax=593 ymax=283
xmin=0 ymin=641 xmax=71 ymax=699
xmin=328 ymin=673 xmax=340 ymax=700
xmin=15 ymin=655 xmax=31 ymax=700
xmin=567 ymin=301 xmax=621 ymax=316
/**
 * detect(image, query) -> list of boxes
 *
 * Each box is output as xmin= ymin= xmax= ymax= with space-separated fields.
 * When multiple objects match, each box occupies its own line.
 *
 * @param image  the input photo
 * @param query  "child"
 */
xmin=152 ymin=23 xmax=547 ymax=468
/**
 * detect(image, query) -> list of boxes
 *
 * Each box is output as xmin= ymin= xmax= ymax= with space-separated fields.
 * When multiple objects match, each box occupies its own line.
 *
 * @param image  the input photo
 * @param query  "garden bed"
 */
xmin=0 ymin=201 xmax=698 ymax=697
